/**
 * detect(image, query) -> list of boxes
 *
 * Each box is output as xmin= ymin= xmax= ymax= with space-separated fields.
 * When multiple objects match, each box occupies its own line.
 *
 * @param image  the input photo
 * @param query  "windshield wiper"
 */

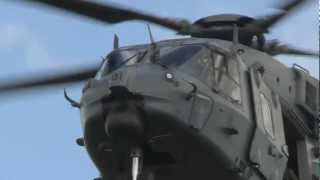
xmin=118 ymin=53 xmax=139 ymax=66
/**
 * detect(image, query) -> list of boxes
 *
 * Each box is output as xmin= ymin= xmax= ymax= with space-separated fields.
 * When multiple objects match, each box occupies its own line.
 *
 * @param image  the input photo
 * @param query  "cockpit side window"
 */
xmin=260 ymin=93 xmax=275 ymax=139
xmin=203 ymin=52 xmax=242 ymax=103
xmin=178 ymin=49 xmax=210 ymax=78
xmin=227 ymin=59 xmax=240 ymax=84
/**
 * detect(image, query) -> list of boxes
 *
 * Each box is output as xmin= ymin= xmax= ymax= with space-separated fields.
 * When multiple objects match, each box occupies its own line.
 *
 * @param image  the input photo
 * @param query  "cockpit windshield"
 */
xmin=158 ymin=45 xmax=242 ymax=103
xmin=95 ymin=45 xmax=203 ymax=79
xmin=95 ymin=49 xmax=146 ymax=79
xmin=158 ymin=45 xmax=203 ymax=68
xmin=95 ymin=43 xmax=241 ymax=103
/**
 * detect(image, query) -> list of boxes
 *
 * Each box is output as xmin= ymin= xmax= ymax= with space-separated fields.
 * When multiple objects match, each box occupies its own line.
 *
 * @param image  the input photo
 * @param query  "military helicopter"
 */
xmin=1 ymin=0 xmax=319 ymax=180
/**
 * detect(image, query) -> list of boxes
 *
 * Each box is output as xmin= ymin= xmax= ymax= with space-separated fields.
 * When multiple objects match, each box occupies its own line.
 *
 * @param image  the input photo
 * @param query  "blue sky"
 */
xmin=0 ymin=0 xmax=318 ymax=179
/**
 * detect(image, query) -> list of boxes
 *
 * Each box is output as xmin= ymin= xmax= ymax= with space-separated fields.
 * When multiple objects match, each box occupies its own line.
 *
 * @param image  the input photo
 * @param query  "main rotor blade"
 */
xmin=0 ymin=65 xmax=98 ymax=93
xmin=21 ymin=0 xmax=192 ymax=33
xmin=263 ymin=40 xmax=319 ymax=57
xmin=254 ymin=0 xmax=307 ymax=30
xmin=273 ymin=47 xmax=319 ymax=57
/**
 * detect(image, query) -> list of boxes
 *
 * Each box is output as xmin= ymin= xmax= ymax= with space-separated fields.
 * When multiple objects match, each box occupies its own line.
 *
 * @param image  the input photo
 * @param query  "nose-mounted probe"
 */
xmin=130 ymin=147 xmax=143 ymax=180
xmin=104 ymin=86 xmax=145 ymax=180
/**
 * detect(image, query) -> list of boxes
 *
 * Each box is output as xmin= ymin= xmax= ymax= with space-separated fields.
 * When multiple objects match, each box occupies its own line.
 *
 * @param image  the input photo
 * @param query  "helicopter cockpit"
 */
xmin=95 ymin=48 xmax=147 ymax=78
xmin=158 ymin=44 xmax=241 ymax=103
xmin=95 ymin=43 xmax=241 ymax=104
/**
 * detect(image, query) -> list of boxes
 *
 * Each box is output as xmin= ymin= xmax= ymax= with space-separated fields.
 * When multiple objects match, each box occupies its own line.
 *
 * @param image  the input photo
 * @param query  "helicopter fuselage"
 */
xmin=2 ymin=1 xmax=319 ymax=180
xmin=79 ymin=38 xmax=319 ymax=180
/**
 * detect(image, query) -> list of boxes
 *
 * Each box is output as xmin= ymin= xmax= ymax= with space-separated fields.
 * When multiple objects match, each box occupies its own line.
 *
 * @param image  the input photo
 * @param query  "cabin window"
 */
xmin=260 ymin=93 xmax=275 ymax=139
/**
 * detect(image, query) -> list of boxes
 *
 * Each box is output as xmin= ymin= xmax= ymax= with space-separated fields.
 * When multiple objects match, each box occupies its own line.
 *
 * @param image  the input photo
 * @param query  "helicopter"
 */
xmin=0 ymin=0 xmax=319 ymax=180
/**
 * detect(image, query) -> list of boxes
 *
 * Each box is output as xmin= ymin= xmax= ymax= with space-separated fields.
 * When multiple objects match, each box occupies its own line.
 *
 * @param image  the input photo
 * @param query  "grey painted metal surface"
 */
xmin=0 ymin=0 xmax=319 ymax=180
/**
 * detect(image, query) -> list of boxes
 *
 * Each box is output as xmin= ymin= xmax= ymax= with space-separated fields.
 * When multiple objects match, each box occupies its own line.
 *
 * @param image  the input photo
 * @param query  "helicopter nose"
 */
xmin=103 ymin=86 xmax=145 ymax=180
xmin=105 ymin=103 xmax=144 ymax=141
xmin=104 ymin=86 xmax=145 ymax=142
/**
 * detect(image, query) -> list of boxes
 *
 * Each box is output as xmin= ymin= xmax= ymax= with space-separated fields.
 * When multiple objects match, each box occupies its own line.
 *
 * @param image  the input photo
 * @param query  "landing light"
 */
xmin=165 ymin=73 xmax=174 ymax=80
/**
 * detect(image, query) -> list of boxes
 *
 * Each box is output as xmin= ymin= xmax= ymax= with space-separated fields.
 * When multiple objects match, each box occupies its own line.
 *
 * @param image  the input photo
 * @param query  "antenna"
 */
xmin=147 ymin=24 xmax=155 ymax=46
xmin=147 ymin=24 xmax=159 ymax=63
xmin=113 ymin=34 xmax=119 ymax=49
xmin=232 ymin=24 xmax=239 ymax=45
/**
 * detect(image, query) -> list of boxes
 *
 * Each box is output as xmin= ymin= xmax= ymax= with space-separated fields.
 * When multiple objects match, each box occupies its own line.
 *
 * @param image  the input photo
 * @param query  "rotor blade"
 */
xmin=254 ymin=0 xmax=307 ymax=30
xmin=263 ymin=40 xmax=319 ymax=57
xmin=273 ymin=47 xmax=319 ymax=57
xmin=0 ymin=65 xmax=98 ymax=93
xmin=20 ymin=0 xmax=192 ymax=33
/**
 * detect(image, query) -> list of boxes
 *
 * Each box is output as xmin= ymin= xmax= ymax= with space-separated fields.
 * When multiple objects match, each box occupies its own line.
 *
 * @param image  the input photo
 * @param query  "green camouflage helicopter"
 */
xmin=1 ymin=0 xmax=319 ymax=180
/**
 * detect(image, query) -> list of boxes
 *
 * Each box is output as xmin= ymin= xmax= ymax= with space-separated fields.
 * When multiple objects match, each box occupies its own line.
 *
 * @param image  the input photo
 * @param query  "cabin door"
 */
xmin=249 ymin=67 xmax=288 ymax=180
